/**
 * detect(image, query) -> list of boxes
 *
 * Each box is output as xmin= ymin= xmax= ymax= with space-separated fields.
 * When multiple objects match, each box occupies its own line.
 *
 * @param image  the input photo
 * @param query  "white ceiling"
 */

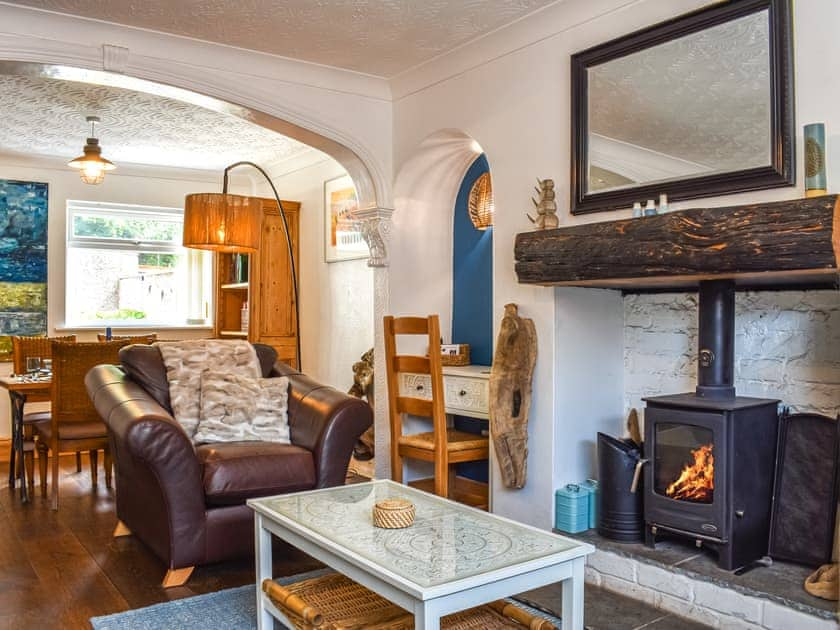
xmin=0 ymin=74 xmax=311 ymax=170
xmin=6 ymin=0 xmax=559 ymax=77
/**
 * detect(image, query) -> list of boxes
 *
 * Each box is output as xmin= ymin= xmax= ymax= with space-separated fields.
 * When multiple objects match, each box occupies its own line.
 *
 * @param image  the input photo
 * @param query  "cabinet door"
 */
xmin=253 ymin=200 xmax=299 ymax=368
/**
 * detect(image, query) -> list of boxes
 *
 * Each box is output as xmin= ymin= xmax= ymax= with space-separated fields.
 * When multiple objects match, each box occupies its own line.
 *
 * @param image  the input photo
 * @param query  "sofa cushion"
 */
xmin=196 ymin=441 xmax=316 ymax=506
xmin=194 ymin=372 xmax=290 ymax=444
xmin=119 ymin=343 xmax=279 ymax=416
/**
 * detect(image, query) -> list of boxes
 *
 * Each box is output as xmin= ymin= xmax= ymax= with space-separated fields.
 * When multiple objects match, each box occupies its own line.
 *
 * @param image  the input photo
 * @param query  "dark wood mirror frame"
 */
xmin=570 ymin=0 xmax=795 ymax=215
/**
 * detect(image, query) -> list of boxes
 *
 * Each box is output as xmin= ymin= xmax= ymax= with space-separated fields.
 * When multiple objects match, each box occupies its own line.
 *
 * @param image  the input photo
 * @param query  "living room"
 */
xmin=0 ymin=1 xmax=837 ymax=629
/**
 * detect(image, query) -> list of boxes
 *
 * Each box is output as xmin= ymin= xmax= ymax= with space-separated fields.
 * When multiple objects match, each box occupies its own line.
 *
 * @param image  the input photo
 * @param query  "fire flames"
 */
xmin=666 ymin=443 xmax=714 ymax=503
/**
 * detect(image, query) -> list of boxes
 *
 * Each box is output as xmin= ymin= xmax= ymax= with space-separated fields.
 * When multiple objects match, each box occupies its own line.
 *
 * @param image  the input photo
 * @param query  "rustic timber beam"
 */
xmin=515 ymin=195 xmax=840 ymax=291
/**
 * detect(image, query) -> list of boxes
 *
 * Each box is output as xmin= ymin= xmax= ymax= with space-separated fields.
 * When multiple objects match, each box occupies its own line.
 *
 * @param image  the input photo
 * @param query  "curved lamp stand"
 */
xmin=184 ymin=161 xmax=301 ymax=371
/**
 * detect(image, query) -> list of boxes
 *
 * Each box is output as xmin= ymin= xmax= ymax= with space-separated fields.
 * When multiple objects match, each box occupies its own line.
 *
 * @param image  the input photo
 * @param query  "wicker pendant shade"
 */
xmin=468 ymin=172 xmax=494 ymax=230
xmin=183 ymin=193 xmax=262 ymax=253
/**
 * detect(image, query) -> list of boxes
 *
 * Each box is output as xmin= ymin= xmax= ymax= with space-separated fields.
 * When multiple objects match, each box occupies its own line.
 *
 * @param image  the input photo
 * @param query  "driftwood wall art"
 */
xmin=489 ymin=304 xmax=537 ymax=489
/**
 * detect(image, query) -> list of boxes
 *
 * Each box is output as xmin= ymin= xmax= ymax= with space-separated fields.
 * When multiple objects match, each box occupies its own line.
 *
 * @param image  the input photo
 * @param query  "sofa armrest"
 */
xmin=274 ymin=366 xmax=372 ymax=488
xmin=86 ymin=365 xmax=207 ymax=568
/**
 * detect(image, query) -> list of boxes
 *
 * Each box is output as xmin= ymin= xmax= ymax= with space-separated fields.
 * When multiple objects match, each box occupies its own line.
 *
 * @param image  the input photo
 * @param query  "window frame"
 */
xmin=64 ymin=200 xmax=213 ymax=329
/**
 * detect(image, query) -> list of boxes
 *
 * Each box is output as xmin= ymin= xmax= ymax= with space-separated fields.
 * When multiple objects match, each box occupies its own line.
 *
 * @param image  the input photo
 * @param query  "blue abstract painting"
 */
xmin=0 ymin=179 xmax=48 ymax=359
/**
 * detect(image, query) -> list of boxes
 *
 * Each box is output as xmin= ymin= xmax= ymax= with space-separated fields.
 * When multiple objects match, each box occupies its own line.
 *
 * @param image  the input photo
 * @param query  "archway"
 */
xmin=373 ymin=129 xmax=493 ymax=479
xmin=0 ymin=60 xmax=387 ymax=214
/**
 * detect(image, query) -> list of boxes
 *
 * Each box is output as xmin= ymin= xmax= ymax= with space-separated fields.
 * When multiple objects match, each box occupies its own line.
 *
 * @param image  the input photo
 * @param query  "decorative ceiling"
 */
xmin=6 ymin=0 xmax=558 ymax=77
xmin=0 ymin=74 xmax=310 ymax=170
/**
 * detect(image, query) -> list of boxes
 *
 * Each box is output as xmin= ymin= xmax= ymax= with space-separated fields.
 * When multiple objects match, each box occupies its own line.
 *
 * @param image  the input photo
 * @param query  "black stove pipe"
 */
xmin=695 ymin=279 xmax=736 ymax=400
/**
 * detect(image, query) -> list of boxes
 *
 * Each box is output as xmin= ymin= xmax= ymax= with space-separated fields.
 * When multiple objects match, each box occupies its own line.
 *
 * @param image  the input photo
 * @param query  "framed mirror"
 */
xmin=570 ymin=0 xmax=794 ymax=215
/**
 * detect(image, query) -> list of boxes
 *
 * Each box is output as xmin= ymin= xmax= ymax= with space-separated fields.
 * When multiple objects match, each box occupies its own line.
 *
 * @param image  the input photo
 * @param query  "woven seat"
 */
xmin=262 ymin=572 xmax=557 ymax=630
xmin=398 ymin=429 xmax=490 ymax=453
xmin=34 ymin=340 xmax=130 ymax=509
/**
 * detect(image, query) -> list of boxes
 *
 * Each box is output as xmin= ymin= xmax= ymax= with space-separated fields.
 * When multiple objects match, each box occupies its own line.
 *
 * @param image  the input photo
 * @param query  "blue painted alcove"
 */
xmin=451 ymin=154 xmax=492 ymax=483
xmin=452 ymin=154 xmax=493 ymax=364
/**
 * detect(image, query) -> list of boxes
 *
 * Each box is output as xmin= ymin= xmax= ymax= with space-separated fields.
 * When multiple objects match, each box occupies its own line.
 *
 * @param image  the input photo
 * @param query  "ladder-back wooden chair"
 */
xmin=10 ymin=335 xmax=76 ymax=488
xmin=384 ymin=315 xmax=489 ymax=498
xmin=33 ymin=339 xmax=130 ymax=509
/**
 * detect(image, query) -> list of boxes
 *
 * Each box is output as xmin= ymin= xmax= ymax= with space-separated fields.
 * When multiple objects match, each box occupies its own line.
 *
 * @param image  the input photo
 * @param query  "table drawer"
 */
xmin=399 ymin=373 xmax=489 ymax=417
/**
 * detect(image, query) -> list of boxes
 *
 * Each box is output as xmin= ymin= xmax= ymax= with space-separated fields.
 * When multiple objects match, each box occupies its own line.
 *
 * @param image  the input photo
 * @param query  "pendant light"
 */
xmin=468 ymin=171 xmax=494 ymax=230
xmin=68 ymin=116 xmax=116 ymax=184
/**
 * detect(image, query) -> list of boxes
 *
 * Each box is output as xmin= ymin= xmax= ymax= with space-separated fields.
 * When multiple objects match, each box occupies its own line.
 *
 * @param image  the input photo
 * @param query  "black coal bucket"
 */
xmin=597 ymin=432 xmax=645 ymax=542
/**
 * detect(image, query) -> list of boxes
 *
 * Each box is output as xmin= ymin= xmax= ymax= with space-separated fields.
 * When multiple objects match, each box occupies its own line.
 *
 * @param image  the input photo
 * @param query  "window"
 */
xmin=65 ymin=200 xmax=212 ymax=327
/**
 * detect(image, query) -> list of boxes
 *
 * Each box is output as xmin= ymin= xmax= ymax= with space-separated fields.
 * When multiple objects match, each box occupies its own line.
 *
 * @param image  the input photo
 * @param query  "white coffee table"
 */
xmin=248 ymin=480 xmax=593 ymax=630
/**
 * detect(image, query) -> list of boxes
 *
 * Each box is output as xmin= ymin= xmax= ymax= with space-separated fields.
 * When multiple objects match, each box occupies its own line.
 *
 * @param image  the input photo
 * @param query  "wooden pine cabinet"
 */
xmin=213 ymin=197 xmax=300 ymax=368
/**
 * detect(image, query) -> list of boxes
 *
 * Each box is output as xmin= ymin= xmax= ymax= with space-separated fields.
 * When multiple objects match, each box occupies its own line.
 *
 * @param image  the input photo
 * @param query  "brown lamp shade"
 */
xmin=468 ymin=172 xmax=494 ymax=230
xmin=183 ymin=193 xmax=262 ymax=253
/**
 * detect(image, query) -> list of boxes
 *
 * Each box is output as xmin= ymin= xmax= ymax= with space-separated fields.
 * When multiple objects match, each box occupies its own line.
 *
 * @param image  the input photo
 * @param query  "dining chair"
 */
xmin=383 ymin=315 xmax=489 ymax=498
xmin=9 ymin=335 xmax=76 ymax=489
xmin=33 ymin=339 xmax=130 ymax=509
xmin=96 ymin=333 xmax=158 ymax=344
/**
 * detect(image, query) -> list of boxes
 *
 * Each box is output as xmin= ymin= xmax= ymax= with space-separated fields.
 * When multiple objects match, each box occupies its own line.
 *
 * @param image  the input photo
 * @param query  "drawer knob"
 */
xmin=416 ymin=384 xmax=424 ymax=391
xmin=459 ymin=389 xmax=467 ymax=396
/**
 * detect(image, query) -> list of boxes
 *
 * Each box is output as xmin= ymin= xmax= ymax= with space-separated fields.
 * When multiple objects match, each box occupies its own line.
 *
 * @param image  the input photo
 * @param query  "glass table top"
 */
xmin=252 ymin=480 xmax=580 ymax=588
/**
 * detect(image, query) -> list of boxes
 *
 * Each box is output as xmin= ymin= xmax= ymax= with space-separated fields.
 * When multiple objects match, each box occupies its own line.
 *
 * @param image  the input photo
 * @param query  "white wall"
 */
xmin=391 ymin=0 xmax=840 ymax=528
xmin=256 ymin=155 xmax=374 ymax=392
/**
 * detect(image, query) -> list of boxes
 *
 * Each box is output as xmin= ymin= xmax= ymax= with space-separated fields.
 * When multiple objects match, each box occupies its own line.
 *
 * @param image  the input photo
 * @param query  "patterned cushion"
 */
xmin=193 ymin=371 xmax=290 ymax=444
xmin=156 ymin=340 xmax=261 ymax=439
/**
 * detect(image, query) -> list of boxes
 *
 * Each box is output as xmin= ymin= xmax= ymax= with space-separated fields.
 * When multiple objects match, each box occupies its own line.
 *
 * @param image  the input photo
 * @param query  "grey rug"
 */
xmin=90 ymin=569 xmax=563 ymax=629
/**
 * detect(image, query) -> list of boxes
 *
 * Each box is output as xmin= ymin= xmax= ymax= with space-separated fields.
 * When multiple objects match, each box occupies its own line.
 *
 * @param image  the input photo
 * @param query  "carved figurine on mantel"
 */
xmin=348 ymin=347 xmax=375 ymax=460
xmin=489 ymin=304 xmax=537 ymax=489
xmin=527 ymin=178 xmax=559 ymax=230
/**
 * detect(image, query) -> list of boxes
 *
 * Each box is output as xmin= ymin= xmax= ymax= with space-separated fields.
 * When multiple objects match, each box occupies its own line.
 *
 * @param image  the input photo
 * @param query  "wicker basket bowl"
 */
xmin=372 ymin=499 xmax=415 ymax=529
xmin=441 ymin=343 xmax=470 ymax=366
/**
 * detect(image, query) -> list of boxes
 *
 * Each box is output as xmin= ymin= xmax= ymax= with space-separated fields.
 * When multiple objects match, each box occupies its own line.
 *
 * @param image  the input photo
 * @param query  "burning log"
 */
xmin=666 ymin=443 xmax=715 ymax=503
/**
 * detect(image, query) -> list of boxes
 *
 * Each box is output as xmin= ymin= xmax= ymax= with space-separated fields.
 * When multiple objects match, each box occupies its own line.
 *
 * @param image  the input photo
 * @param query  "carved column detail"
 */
xmin=353 ymin=207 xmax=393 ymax=268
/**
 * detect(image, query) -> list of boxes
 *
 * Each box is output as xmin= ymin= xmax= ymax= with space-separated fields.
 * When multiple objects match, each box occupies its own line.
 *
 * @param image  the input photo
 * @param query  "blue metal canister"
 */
xmin=554 ymin=484 xmax=590 ymax=534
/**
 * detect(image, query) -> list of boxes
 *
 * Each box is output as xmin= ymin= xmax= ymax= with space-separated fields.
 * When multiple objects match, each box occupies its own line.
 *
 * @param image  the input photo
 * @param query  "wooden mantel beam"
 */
xmin=514 ymin=195 xmax=840 ymax=291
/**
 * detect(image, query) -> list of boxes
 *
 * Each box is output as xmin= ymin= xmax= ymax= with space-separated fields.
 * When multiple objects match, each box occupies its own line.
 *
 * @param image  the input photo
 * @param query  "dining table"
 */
xmin=0 ymin=374 xmax=51 ymax=503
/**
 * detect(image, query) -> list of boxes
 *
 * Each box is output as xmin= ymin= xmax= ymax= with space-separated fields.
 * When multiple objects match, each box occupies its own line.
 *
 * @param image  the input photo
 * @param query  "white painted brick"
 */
xmin=586 ymin=550 xmax=636 ymax=581
xmin=693 ymin=581 xmax=762 ymax=624
xmin=600 ymin=575 xmax=656 ymax=606
xmin=762 ymin=601 xmax=837 ymax=630
xmin=637 ymin=563 xmax=694 ymax=601
xmin=584 ymin=566 xmax=601 ymax=587
xmin=625 ymin=290 xmax=840 ymax=416
xmin=718 ymin=618 xmax=763 ymax=630
xmin=656 ymin=593 xmax=721 ymax=628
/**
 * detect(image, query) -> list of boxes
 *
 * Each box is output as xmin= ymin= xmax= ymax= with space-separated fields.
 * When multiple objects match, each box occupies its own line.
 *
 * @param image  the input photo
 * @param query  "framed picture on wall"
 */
xmin=324 ymin=174 xmax=367 ymax=263
xmin=0 ymin=179 xmax=49 ymax=360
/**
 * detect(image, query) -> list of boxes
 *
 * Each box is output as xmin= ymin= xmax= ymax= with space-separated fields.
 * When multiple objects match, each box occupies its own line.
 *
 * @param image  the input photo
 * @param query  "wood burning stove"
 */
xmin=643 ymin=280 xmax=779 ymax=570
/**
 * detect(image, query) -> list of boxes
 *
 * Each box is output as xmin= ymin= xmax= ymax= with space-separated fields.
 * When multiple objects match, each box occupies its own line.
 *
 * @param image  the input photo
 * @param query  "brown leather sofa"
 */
xmin=85 ymin=343 xmax=372 ymax=587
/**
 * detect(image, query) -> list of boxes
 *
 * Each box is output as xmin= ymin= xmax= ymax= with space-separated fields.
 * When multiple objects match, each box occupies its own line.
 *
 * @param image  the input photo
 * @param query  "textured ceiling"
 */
xmin=6 ymin=0 xmax=558 ymax=77
xmin=589 ymin=10 xmax=771 ymax=175
xmin=0 ymin=74 xmax=310 ymax=170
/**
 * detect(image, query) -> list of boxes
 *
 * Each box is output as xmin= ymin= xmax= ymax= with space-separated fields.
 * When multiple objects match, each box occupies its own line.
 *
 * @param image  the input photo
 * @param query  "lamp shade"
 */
xmin=67 ymin=138 xmax=116 ymax=185
xmin=468 ymin=172 xmax=494 ymax=230
xmin=183 ymin=193 xmax=262 ymax=253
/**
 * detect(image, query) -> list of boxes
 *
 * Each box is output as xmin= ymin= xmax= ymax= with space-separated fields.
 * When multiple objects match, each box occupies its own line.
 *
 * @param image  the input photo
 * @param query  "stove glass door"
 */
xmin=654 ymin=423 xmax=714 ymax=504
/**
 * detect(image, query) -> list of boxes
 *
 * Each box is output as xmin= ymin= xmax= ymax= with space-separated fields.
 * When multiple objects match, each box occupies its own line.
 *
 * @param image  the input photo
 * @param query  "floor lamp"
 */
xmin=183 ymin=161 xmax=301 ymax=371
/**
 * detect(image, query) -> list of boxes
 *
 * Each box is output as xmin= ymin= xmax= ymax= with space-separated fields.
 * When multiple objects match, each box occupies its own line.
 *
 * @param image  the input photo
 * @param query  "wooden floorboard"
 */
xmin=0 ymin=452 xmax=323 ymax=628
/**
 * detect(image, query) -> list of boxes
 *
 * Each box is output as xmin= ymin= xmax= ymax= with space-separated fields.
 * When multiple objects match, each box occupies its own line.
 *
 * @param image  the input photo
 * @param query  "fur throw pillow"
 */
xmin=193 ymin=371 xmax=290 ymax=444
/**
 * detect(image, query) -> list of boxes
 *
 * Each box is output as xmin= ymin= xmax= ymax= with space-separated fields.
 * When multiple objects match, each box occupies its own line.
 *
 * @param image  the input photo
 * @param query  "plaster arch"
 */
xmin=372 ymin=128 xmax=488 ymax=479
xmin=0 ymin=59 xmax=389 ymax=213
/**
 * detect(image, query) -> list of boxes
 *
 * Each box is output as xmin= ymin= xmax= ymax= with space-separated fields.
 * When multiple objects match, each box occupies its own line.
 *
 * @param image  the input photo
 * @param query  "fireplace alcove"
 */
xmin=515 ymin=194 xmax=840 ymax=569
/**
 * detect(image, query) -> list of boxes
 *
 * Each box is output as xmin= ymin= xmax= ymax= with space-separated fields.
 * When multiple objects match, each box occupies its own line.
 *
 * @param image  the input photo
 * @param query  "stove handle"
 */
xmin=630 ymin=458 xmax=649 ymax=493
